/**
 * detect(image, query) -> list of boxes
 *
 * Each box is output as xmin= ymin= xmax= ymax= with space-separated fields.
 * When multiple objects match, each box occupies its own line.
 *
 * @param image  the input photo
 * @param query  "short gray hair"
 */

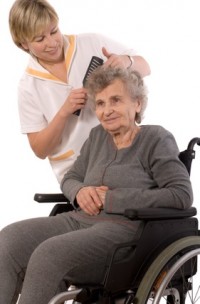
xmin=85 ymin=66 xmax=148 ymax=123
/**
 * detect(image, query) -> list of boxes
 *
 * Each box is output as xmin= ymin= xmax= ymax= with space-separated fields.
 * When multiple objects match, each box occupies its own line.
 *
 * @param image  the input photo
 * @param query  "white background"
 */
xmin=0 ymin=0 xmax=200 ymax=229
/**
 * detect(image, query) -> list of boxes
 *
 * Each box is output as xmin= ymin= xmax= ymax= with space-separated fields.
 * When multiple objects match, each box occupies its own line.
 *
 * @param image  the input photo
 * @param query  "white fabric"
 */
xmin=18 ymin=33 xmax=137 ymax=183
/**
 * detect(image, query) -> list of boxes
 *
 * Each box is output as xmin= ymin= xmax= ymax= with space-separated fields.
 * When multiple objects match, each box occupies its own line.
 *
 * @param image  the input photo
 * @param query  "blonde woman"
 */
xmin=9 ymin=0 xmax=151 ymax=183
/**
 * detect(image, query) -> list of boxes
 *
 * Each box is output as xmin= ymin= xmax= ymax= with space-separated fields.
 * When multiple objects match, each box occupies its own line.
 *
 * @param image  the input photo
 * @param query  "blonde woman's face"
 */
xmin=21 ymin=22 xmax=64 ymax=63
xmin=95 ymin=79 xmax=141 ymax=134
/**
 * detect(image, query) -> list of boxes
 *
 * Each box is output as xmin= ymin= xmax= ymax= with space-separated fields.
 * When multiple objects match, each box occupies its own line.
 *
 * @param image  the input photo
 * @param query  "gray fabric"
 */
xmin=0 ymin=125 xmax=193 ymax=304
xmin=0 ymin=212 xmax=143 ymax=304
xmin=61 ymin=125 xmax=193 ymax=223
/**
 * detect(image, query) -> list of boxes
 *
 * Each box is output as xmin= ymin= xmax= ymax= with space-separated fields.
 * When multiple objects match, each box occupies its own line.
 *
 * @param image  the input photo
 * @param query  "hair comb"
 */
xmin=74 ymin=56 xmax=103 ymax=116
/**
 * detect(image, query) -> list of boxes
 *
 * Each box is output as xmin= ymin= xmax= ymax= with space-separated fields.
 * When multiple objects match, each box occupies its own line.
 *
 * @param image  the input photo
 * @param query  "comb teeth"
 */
xmin=83 ymin=56 xmax=104 ymax=86
xmin=74 ymin=56 xmax=103 ymax=116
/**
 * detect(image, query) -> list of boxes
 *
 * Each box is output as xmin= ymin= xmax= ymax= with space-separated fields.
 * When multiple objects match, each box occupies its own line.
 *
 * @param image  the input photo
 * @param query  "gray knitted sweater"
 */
xmin=61 ymin=125 xmax=193 ymax=224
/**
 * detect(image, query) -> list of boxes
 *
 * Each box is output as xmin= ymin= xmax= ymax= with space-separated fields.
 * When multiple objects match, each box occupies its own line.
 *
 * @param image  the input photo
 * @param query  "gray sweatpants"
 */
xmin=0 ymin=211 xmax=141 ymax=304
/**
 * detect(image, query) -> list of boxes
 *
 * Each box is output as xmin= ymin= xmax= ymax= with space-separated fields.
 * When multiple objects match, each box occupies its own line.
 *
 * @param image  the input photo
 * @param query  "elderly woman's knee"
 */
xmin=0 ymin=221 xmax=35 ymax=266
xmin=27 ymin=237 xmax=61 ymax=268
xmin=1 ymin=223 xmax=19 ymax=249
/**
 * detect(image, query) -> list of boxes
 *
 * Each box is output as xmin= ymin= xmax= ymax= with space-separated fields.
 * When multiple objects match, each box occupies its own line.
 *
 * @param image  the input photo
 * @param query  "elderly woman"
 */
xmin=0 ymin=67 xmax=192 ymax=304
xmin=62 ymin=67 xmax=193 ymax=215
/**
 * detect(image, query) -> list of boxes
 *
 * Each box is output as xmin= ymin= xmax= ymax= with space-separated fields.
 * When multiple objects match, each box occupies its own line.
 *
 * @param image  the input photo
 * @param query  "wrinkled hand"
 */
xmin=95 ymin=186 xmax=108 ymax=206
xmin=76 ymin=186 xmax=109 ymax=215
xmin=61 ymin=88 xmax=88 ymax=116
xmin=102 ymin=47 xmax=130 ymax=69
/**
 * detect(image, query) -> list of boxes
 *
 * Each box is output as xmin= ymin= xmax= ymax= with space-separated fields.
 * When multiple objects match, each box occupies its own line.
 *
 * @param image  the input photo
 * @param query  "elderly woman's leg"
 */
xmin=18 ymin=221 xmax=141 ymax=304
xmin=0 ymin=214 xmax=76 ymax=304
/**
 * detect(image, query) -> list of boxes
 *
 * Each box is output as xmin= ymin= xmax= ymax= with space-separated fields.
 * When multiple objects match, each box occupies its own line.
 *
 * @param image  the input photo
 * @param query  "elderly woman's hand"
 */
xmin=76 ymin=186 xmax=108 ymax=215
xmin=102 ymin=47 xmax=131 ymax=69
xmin=95 ymin=186 xmax=108 ymax=206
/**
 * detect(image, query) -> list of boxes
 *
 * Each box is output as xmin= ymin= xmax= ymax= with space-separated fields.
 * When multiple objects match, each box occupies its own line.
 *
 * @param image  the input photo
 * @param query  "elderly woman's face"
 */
xmin=95 ymin=79 xmax=141 ymax=134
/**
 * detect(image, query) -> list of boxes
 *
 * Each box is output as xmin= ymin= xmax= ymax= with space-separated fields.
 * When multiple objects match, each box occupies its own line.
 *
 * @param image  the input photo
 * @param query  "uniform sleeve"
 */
xmin=104 ymin=130 xmax=193 ymax=214
xmin=18 ymin=76 xmax=47 ymax=133
xmin=78 ymin=33 xmax=137 ymax=60
xmin=95 ymin=33 xmax=137 ymax=57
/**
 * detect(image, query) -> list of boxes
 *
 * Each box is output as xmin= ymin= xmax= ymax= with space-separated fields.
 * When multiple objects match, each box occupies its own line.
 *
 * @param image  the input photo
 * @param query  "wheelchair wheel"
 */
xmin=134 ymin=236 xmax=200 ymax=304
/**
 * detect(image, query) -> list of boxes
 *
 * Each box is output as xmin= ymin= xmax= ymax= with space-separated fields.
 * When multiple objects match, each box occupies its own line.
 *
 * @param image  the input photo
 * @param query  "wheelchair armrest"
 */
xmin=34 ymin=193 xmax=74 ymax=216
xmin=124 ymin=207 xmax=197 ymax=220
xmin=34 ymin=193 xmax=197 ymax=220
xmin=34 ymin=193 xmax=69 ymax=203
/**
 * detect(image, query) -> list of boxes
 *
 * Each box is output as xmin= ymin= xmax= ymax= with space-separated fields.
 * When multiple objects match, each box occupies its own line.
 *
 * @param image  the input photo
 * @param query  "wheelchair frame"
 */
xmin=34 ymin=137 xmax=200 ymax=304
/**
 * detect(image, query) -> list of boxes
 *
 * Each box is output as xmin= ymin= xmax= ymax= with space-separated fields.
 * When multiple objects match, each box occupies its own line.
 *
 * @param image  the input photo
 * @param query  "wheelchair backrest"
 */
xmin=179 ymin=137 xmax=200 ymax=175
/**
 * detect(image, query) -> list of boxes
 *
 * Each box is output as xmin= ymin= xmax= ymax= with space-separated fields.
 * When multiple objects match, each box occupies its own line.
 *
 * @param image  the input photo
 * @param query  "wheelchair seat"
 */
xmin=34 ymin=137 xmax=200 ymax=304
xmin=46 ymin=206 xmax=199 ymax=304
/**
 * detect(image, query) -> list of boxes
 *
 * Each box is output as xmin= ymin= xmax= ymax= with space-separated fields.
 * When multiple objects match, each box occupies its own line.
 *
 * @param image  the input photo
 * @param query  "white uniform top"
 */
xmin=18 ymin=33 xmax=137 ymax=183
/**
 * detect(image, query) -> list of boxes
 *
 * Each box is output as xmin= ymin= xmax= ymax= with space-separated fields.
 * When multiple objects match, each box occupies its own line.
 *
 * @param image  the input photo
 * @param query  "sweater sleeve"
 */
xmin=104 ymin=129 xmax=193 ymax=214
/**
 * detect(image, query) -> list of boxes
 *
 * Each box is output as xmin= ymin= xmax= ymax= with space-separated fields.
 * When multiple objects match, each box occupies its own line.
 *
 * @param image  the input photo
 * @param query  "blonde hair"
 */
xmin=9 ymin=0 xmax=59 ymax=51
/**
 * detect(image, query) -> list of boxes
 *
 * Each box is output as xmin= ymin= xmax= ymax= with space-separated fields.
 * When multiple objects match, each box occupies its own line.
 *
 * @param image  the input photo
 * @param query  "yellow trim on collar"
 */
xmin=26 ymin=67 xmax=62 ymax=81
xmin=49 ymin=149 xmax=75 ymax=161
xmin=26 ymin=35 xmax=76 ymax=82
xmin=65 ymin=35 xmax=76 ymax=82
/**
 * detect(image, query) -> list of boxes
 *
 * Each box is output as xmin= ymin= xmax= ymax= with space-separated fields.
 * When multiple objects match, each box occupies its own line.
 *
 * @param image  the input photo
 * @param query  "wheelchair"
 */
xmin=34 ymin=137 xmax=200 ymax=304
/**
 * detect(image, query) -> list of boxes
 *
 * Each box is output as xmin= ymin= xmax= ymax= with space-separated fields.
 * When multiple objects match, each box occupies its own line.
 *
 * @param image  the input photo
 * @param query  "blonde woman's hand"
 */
xmin=102 ymin=47 xmax=131 ymax=69
xmin=60 ymin=88 xmax=87 ymax=117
